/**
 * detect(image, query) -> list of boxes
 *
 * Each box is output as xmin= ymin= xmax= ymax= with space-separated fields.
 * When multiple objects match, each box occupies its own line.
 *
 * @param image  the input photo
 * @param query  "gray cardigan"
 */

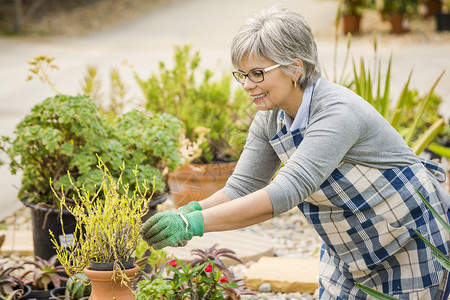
xmin=220 ymin=77 xmax=418 ymax=216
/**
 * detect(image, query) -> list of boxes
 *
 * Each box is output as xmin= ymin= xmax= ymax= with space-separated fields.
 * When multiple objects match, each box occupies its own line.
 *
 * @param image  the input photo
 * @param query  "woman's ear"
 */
xmin=292 ymin=58 xmax=304 ymax=81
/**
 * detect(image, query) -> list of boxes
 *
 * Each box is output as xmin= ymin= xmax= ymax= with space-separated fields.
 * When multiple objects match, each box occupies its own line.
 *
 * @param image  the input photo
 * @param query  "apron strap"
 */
xmin=419 ymin=157 xmax=447 ymax=182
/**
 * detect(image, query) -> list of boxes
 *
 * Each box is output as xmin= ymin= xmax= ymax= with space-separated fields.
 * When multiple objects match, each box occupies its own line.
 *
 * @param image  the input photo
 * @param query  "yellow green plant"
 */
xmin=26 ymin=56 xmax=60 ymax=94
xmin=351 ymin=50 xmax=446 ymax=155
xmin=49 ymin=156 xmax=153 ymax=278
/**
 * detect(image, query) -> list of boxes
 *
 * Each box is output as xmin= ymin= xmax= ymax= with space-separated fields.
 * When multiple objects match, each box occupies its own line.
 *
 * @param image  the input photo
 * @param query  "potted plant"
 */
xmin=50 ymin=156 xmax=151 ymax=300
xmin=436 ymin=0 xmax=450 ymax=30
xmin=133 ymin=245 xmax=255 ymax=299
xmin=381 ymin=0 xmax=419 ymax=33
xmin=20 ymin=255 xmax=68 ymax=300
xmin=49 ymin=273 xmax=91 ymax=300
xmin=341 ymin=0 xmax=372 ymax=34
xmin=0 ymin=56 xmax=183 ymax=259
xmin=135 ymin=45 xmax=255 ymax=207
xmin=0 ymin=93 xmax=114 ymax=260
xmin=0 ymin=262 xmax=30 ymax=300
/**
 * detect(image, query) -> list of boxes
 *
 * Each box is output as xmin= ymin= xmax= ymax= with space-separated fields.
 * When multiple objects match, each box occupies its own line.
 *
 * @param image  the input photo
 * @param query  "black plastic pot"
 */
xmin=23 ymin=201 xmax=77 ymax=261
xmin=89 ymin=258 xmax=135 ymax=271
xmin=436 ymin=12 xmax=450 ymax=31
xmin=22 ymin=288 xmax=51 ymax=300
xmin=49 ymin=287 xmax=65 ymax=299
xmin=141 ymin=192 xmax=167 ymax=223
xmin=0 ymin=284 xmax=31 ymax=300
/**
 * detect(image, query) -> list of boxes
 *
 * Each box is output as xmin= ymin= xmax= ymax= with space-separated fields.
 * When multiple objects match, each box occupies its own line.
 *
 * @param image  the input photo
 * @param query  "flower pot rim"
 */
xmin=83 ymin=264 xmax=139 ymax=280
xmin=22 ymin=199 xmax=73 ymax=215
xmin=88 ymin=258 xmax=136 ymax=271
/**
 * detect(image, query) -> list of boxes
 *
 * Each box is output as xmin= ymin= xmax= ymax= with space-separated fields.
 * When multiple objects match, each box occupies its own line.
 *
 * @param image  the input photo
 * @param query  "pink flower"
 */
xmin=219 ymin=276 xmax=228 ymax=283
xmin=204 ymin=264 xmax=212 ymax=272
xmin=169 ymin=259 xmax=178 ymax=267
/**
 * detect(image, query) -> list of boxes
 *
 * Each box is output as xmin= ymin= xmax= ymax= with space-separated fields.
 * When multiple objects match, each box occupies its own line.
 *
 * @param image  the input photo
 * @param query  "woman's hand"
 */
xmin=140 ymin=210 xmax=204 ymax=250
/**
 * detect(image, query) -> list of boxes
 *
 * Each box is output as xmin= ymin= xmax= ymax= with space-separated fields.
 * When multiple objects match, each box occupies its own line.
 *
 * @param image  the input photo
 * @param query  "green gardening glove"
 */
xmin=140 ymin=210 xmax=204 ymax=250
xmin=141 ymin=201 xmax=203 ymax=247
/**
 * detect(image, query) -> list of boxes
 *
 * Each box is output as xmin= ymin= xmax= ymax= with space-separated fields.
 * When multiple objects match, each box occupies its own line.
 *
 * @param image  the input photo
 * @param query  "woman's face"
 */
xmin=238 ymin=56 xmax=302 ymax=117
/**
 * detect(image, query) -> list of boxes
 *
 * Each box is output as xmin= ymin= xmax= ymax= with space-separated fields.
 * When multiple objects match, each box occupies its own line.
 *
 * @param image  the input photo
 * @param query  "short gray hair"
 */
xmin=231 ymin=5 xmax=321 ymax=89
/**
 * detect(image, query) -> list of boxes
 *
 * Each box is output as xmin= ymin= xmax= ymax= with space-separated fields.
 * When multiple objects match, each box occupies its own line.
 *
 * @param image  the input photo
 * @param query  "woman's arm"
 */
xmin=197 ymin=191 xmax=233 ymax=209
xmin=202 ymin=189 xmax=273 ymax=232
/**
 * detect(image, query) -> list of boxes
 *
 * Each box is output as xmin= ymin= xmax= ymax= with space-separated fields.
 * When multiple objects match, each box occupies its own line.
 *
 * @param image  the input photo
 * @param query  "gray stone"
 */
xmin=259 ymin=282 xmax=272 ymax=292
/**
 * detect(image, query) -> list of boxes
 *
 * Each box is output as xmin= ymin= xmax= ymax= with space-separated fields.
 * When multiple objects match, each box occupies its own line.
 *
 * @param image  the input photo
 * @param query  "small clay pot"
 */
xmin=83 ymin=264 xmax=139 ymax=300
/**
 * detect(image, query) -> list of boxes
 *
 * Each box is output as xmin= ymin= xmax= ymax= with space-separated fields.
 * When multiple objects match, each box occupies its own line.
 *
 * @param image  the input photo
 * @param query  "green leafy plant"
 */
xmin=133 ymin=245 xmax=255 ymax=300
xmin=0 ymin=94 xmax=182 ymax=207
xmin=342 ymin=0 xmax=373 ymax=16
xmin=112 ymin=110 xmax=183 ymax=193
xmin=49 ymin=156 xmax=152 ymax=278
xmin=1 ymin=55 xmax=183 ymax=207
xmin=381 ymin=0 xmax=419 ymax=16
xmin=135 ymin=44 xmax=255 ymax=164
xmin=64 ymin=273 xmax=91 ymax=300
xmin=21 ymin=255 xmax=67 ymax=291
xmin=0 ymin=94 xmax=115 ymax=206
xmin=189 ymin=244 xmax=243 ymax=278
xmin=135 ymin=258 xmax=236 ymax=300
xmin=0 ymin=262 xmax=25 ymax=300
xmin=134 ymin=239 xmax=170 ymax=273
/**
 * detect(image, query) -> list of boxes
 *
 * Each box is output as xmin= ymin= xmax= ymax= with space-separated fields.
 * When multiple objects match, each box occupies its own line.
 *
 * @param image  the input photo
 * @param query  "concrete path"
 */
xmin=1 ymin=0 xmax=450 ymax=220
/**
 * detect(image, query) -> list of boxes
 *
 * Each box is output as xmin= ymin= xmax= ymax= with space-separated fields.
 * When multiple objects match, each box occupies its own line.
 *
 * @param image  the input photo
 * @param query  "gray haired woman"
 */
xmin=141 ymin=5 xmax=450 ymax=299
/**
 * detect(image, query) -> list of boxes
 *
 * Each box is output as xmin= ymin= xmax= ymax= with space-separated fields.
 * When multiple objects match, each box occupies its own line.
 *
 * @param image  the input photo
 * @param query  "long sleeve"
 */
xmin=219 ymin=110 xmax=281 ymax=200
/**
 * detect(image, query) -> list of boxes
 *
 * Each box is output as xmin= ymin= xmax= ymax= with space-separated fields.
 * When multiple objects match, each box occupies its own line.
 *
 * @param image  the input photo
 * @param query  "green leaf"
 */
xmin=414 ymin=187 xmax=450 ymax=233
xmin=355 ymin=283 xmax=401 ymax=299
xmin=428 ymin=143 xmax=450 ymax=159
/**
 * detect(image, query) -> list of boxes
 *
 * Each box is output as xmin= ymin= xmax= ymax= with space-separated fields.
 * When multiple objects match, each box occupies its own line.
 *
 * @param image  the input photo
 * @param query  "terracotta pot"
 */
xmin=168 ymin=161 xmax=237 ymax=208
xmin=342 ymin=14 xmax=361 ymax=34
xmin=390 ymin=13 xmax=406 ymax=34
xmin=83 ymin=264 xmax=139 ymax=300
xmin=425 ymin=1 xmax=442 ymax=18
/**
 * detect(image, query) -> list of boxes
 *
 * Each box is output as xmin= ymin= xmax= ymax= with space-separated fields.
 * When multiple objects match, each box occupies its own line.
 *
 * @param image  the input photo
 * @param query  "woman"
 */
xmin=141 ymin=5 xmax=450 ymax=299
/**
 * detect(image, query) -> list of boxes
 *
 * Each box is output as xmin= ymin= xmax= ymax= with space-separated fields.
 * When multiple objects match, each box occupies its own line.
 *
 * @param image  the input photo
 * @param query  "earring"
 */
xmin=293 ymin=81 xmax=297 ymax=89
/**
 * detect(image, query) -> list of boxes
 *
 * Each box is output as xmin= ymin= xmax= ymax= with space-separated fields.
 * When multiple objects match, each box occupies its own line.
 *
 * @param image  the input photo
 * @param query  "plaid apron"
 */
xmin=270 ymin=110 xmax=450 ymax=299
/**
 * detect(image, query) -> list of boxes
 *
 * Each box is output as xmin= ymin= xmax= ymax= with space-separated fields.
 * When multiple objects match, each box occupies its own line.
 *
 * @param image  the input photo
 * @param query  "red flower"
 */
xmin=169 ymin=259 xmax=178 ymax=267
xmin=219 ymin=276 xmax=228 ymax=283
xmin=204 ymin=264 xmax=212 ymax=272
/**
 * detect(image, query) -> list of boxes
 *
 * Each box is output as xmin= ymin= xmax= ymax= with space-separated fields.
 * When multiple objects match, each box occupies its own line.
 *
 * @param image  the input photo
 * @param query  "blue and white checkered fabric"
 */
xmin=270 ymin=117 xmax=450 ymax=299
xmin=306 ymin=160 xmax=450 ymax=299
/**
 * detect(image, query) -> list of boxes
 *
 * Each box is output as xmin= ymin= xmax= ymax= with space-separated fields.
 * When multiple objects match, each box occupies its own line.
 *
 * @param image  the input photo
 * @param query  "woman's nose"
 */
xmin=242 ymin=77 xmax=256 ymax=91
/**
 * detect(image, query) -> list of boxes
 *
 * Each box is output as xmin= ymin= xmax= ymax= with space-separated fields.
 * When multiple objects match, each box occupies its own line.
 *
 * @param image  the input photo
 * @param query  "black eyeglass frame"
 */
xmin=232 ymin=64 xmax=281 ymax=83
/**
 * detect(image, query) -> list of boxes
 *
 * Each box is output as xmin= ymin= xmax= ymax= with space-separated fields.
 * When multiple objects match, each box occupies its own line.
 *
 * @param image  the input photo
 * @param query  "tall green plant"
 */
xmin=135 ymin=45 xmax=254 ymax=163
xmin=349 ymin=42 xmax=446 ymax=155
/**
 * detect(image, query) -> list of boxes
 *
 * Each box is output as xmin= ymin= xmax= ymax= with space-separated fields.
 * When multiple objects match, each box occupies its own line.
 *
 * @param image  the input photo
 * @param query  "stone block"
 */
xmin=0 ymin=229 xmax=34 ymax=255
xmin=166 ymin=230 xmax=274 ymax=266
xmin=244 ymin=256 xmax=319 ymax=293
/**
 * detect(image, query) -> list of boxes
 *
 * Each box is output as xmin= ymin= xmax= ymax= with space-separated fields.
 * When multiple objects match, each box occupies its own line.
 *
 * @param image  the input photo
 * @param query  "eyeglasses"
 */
xmin=232 ymin=64 xmax=281 ymax=84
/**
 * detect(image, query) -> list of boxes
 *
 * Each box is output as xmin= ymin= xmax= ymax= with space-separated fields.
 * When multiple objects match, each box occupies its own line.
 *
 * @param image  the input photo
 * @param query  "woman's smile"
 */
xmin=250 ymin=92 xmax=268 ymax=102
